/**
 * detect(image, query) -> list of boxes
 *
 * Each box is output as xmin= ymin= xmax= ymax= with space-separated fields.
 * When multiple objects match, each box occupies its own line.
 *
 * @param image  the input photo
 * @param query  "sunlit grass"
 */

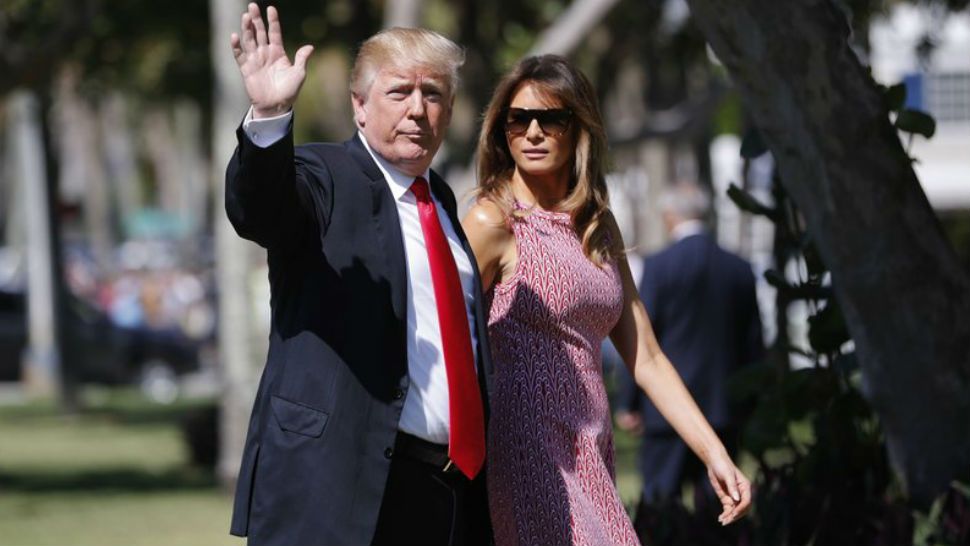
xmin=0 ymin=384 xmax=650 ymax=545
xmin=0 ymin=387 xmax=238 ymax=546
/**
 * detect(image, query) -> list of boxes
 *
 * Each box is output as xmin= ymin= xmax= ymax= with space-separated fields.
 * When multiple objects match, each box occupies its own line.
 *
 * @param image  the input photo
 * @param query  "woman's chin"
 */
xmin=517 ymin=163 xmax=566 ymax=179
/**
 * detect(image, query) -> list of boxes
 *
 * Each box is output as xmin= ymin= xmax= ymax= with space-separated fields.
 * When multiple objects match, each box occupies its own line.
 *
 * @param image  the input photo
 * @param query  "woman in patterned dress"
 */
xmin=461 ymin=55 xmax=752 ymax=546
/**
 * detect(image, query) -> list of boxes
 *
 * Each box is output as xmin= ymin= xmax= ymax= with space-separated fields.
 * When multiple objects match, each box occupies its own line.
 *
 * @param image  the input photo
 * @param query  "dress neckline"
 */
xmin=514 ymin=199 xmax=571 ymax=222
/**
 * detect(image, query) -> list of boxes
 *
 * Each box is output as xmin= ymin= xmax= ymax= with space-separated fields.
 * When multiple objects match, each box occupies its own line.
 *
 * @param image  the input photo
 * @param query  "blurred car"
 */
xmin=0 ymin=287 xmax=209 ymax=397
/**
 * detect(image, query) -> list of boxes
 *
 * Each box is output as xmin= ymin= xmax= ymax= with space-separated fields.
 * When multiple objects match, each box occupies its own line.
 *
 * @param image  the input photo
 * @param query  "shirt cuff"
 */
xmin=242 ymin=106 xmax=293 ymax=148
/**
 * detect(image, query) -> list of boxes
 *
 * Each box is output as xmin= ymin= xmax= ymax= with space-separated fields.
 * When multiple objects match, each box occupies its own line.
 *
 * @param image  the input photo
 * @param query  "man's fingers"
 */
xmin=267 ymin=6 xmax=283 ymax=47
xmin=230 ymin=34 xmax=245 ymax=64
xmin=240 ymin=13 xmax=256 ymax=53
xmin=250 ymin=3 xmax=268 ymax=48
xmin=294 ymin=45 xmax=314 ymax=71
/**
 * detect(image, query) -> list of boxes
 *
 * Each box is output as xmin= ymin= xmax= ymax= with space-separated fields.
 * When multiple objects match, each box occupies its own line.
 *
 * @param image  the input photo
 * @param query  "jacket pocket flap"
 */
xmin=270 ymin=395 xmax=329 ymax=438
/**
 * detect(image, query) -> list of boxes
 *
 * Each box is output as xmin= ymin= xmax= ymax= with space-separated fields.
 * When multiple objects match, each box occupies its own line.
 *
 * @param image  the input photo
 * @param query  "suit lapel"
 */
xmin=344 ymin=135 xmax=408 ymax=325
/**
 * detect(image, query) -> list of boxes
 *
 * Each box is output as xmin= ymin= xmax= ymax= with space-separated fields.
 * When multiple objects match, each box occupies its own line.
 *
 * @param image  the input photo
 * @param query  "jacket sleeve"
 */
xmin=224 ymin=121 xmax=333 ymax=253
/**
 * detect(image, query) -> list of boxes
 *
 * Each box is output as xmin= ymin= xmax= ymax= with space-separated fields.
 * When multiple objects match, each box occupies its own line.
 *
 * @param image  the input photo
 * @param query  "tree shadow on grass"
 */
xmin=0 ymin=466 xmax=217 ymax=493
xmin=0 ymin=399 xmax=217 ymax=428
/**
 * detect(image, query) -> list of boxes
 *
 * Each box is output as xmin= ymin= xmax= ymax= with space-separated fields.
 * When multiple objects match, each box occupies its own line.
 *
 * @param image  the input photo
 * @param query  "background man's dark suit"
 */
xmin=225 ymin=127 xmax=493 ymax=546
xmin=619 ymin=231 xmax=762 ymax=507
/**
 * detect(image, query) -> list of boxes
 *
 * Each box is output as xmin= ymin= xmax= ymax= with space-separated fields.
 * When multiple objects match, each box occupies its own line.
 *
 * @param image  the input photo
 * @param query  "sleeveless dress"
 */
xmin=485 ymin=202 xmax=640 ymax=546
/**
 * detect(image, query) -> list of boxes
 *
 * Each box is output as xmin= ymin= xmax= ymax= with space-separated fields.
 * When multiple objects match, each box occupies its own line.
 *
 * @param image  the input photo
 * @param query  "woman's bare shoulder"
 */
xmin=464 ymin=198 xmax=512 ymax=238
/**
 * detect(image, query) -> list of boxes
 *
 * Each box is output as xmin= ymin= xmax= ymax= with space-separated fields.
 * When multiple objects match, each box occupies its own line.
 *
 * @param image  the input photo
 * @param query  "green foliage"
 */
xmin=740 ymin=128 xmax=768 ymax=159
xmin=726 ymin=162 xmax=913 ymax=545
xmin=727 ymin=183 xmax=779 ymax=221
xmin=807 ymin=301 xmax=851 ymax=354
xmin=913 ymin=481 xmax=970 ymax=546
xmin=883 ymin=82 xmax=908 ymax=113
xmin=895 ymin=108 xmax=937 ymax=139
xmin=712 ymin=91 xmax=743 ymax=136
xmin=722 ymin=119 xmax=970 ymax=545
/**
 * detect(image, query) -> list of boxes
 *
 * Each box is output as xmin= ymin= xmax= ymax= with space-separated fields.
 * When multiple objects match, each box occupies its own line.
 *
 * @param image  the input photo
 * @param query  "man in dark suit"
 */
xmin=615 ymin=182 xmax=763 ymax=527
xmin=225 ymin=5 xmax=491 ymax=545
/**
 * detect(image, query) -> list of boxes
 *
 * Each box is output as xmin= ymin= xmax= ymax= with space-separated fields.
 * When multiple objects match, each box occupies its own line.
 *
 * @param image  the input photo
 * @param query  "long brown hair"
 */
xmin=475 ymin=55 xmax=617 ymax=265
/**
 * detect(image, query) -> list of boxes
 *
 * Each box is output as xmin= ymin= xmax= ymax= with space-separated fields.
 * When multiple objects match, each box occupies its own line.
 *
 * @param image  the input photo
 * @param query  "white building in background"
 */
xmin=870 ymin=5 xmax=970 ymax=210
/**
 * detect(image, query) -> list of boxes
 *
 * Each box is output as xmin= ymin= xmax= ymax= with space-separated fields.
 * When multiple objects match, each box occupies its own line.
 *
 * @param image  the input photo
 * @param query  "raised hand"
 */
xmin=230 ymin=3 xmax=313 ymax=118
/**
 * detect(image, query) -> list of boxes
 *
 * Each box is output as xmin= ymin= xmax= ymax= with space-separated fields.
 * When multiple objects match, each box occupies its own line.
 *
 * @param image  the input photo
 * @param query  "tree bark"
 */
xmin=528 ymin=0 xmax=622 ymax=56
xmin=100 ymin=93 xmax=142 ymax=234
xmin=143 ymin=106 xmax=183 ymax=217
xmin=9 ymin=91 xmax=60 ymax=398
xmin=383 ymin=0 xmax=424 ymax=29
xmin=53 ymin=66 xmax=113 ymax=272
xmin=686 ymin=0 xmax=970 ymax=505
xmin=173 ymin=100 xmax=208 ymax=239
xmin=210 ymin=0 xmax=260 ymax=490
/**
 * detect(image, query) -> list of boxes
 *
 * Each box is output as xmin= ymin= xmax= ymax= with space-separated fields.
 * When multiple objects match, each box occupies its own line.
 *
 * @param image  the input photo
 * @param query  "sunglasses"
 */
xmin=504 ymin=108 xmax=573 ymax=136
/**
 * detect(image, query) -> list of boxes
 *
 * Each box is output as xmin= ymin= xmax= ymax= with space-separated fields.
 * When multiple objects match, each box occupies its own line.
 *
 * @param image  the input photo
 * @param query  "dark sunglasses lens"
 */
xmin=506 ymin=112 xmax=531 ymax=134
xmin=536 ymin=111 xmax=570 ymax=134
xmin=506 ymin=109 xmax=571 ymax=135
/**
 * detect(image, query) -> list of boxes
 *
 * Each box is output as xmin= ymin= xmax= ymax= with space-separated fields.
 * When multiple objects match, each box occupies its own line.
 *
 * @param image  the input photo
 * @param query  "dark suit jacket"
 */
xmin=622 ymin=232 xmax=762 ymax=433
xmin=224 ymin=125 xmax=494 ymax=546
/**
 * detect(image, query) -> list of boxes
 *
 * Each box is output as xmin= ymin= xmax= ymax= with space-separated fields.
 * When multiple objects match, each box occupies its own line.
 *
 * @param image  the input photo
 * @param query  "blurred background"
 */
xmin=1 ymin=0 xmax=969 ymax=545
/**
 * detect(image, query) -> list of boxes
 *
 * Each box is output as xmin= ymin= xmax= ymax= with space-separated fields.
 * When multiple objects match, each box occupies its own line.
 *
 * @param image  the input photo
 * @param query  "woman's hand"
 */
xmin=230 ymin=3 xmax=314 ymax=118
xmin=706 ymin=455 xmax=752 ymax=525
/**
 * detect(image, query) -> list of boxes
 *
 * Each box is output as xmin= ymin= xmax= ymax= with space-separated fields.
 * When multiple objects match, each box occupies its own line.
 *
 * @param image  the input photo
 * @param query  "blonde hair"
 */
xmin=475 ymin=55 xmax=618 ymax=266
xmin=350 ymin=27 xmax=465 ymax=99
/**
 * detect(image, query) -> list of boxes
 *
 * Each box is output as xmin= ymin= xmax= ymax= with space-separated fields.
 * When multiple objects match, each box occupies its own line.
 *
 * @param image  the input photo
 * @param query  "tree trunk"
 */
xmin=383 ymin=0 xmax=424 ymax=28
xmin=10 ymin=91 xmax=60 ymax=398
xmin=211 ymin=0 xmax=260 ymax=490
xmin=9 ymin=90 xmax=78 ymax=411
xmin=100 ymin=92 xmax=142 ymax=234
xmin=528 ymin=0 xmax=622 ymax=56
xmin=686 ymin=0 xmax=970 ymax=505
xmin=144 ymin=107 xmax=183 ymax=217
xmin=173 ymin=100 xmax=208 ymax=239
xmin=53 ymin=66 xmax=113 ymax=272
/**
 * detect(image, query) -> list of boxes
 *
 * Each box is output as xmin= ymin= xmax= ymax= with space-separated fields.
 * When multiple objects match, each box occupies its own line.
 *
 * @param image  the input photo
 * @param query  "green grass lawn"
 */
xmin=0 ymin=388 xmax=240 ymax=546
xmin=0 ymin=386 xmax=645 ymax=546
xmin=613 ymin=425 xmax=643 ymax=510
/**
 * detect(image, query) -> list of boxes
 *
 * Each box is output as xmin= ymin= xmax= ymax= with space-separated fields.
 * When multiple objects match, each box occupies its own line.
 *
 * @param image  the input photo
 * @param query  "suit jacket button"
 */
xmin=384 ymin=447 xmax=394 ymax=459
xmin=394 ymin=388 xmax=404 ymax=400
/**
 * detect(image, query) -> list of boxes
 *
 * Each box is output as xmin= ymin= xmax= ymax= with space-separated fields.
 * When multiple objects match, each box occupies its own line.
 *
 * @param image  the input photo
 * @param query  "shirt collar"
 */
xmin=357 ymin=130 xmax=431 ymax=201
xmin=671 ymin=219 xmax=706 ymax=241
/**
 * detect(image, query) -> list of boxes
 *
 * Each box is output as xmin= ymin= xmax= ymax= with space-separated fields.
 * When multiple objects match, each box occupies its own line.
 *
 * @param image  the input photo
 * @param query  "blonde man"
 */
xmin=226 ymin=5 xmax=492 ymax=545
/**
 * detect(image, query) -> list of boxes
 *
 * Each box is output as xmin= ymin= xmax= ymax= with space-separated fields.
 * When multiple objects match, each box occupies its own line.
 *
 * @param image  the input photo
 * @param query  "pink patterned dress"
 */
xmin=485 ymin=202 xmax=640 ymax=546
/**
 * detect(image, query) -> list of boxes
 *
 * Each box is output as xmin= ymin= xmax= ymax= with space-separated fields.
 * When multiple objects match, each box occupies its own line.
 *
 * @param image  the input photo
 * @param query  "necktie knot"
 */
xmin=410 ymin=177 xmax=431 ymax=203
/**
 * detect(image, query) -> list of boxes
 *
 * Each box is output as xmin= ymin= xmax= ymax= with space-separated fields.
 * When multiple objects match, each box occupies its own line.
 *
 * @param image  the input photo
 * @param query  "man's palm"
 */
xmin=230 ymin=3 xmax=313 ymax=117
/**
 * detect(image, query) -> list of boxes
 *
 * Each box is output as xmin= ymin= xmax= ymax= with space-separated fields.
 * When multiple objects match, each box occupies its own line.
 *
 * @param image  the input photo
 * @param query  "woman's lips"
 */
xmin=522 ymin=148 xmax=548 ymax=159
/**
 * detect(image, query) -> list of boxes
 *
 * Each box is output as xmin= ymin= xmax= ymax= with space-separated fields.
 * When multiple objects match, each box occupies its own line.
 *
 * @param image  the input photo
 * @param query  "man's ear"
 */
xmin=351 ymin=92 xmax=366 ymax=128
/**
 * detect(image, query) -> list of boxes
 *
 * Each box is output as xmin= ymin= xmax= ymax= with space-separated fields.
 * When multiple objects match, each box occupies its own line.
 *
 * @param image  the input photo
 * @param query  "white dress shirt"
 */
xmin=670 ymin=219 xmax=706 ymax=242
xmin=242 ymin=108 xmax=478 ymax=444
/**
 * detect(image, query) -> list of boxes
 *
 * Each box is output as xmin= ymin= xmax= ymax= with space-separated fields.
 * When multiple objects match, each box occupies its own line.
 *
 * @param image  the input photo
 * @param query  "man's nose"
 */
xmin=406 ymin=90 xmax=426 ymax=119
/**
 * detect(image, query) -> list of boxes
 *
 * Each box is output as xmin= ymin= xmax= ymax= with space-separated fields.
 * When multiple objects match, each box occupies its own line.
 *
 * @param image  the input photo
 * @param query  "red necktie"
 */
xmin=410 ymin=177 xmax=485 ymax=479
